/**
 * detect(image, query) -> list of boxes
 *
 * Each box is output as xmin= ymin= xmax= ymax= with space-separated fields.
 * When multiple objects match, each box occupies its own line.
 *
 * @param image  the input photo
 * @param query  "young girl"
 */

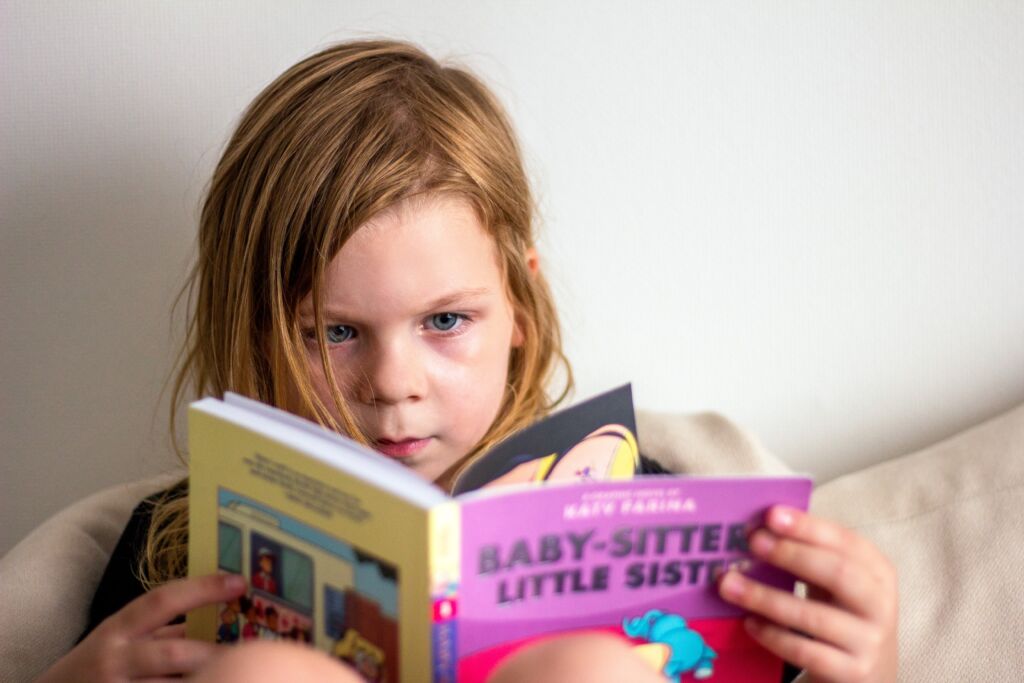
xmin=37 ymin=40 xmax=897 ymax=683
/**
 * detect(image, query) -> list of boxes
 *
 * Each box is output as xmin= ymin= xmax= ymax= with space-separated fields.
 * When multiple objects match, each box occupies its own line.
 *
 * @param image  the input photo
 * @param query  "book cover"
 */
xmin=186 ymin=387 xmax=811 ymax=683
xmin=455 ymin=477 xmax=811 ymax=682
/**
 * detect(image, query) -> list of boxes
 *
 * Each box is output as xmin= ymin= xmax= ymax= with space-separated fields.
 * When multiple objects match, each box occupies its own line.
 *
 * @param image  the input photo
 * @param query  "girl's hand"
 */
xmin=36 ymin=573 xmax=246 ymax=682
xmin=718 ymin=506 xmax=898 ymax=683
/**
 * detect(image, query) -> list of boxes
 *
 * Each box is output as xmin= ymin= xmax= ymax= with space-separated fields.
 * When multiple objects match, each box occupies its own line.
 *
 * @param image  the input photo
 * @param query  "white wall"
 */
xmin=3 ymin=1 xmax=1023 ymax=555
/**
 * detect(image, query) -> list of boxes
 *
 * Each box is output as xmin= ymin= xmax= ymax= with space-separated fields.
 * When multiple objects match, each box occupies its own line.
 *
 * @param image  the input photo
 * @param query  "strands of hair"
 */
xmin=141 ymin=39 xmax=573 ymax=587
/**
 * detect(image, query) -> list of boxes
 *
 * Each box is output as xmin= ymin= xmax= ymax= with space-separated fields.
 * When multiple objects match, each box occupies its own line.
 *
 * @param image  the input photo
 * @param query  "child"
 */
xmin=36 ymin=40 xmax=896 ymax=682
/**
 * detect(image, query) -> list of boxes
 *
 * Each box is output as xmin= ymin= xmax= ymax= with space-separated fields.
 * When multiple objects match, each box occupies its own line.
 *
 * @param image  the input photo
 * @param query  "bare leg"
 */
xmin=194 ymin=634 xmax=664 ymax=683
xmin=191 ymin=641 xmax=363 ymax=683
xmin=488 ymin=633 xmax=666 ymax=683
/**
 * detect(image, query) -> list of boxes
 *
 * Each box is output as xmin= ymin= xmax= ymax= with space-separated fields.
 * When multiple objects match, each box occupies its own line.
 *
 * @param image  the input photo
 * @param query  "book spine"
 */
xmin=427 ymin=501 xmax=461 ymax=683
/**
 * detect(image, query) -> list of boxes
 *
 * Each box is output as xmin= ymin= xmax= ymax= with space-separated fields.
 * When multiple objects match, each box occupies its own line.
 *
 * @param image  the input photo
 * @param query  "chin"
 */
xmin=399 ymin=455 xmax=444 ymax=483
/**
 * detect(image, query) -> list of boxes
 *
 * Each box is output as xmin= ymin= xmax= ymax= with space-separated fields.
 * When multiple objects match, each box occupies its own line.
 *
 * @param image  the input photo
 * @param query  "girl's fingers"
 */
xmin=152 ymin=623 xmax=186 ymax=639
xmin=739 ymin=508 xmax=899 ymax=682
xmin=126 ymin=637 xmax=222 ymax=678
xmin=112 ymin=574 xmax=247 ymax=637
xmin=744 ymin=616 xmax=858 ymax=682
xmin=747 ymin=529 xmax=886 ymax=618
xmin=719 ymin=570 xmax=865 ymax=652
xmin=765 ymin=507 xmax=884 ymax=572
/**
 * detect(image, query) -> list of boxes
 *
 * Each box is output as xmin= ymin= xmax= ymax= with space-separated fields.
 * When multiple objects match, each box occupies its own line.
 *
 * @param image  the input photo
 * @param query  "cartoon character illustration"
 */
xmin=260 ymin=606 xmax=282 ymax=641
xmin=332 ymin=628 xmax=386 ymax=681
xmin=252 ymin=546 xmax=279 ymax=594
xmin=482 ymin=424 xmax=639 ymax=489
xmin=216 ymin=598 xmax=241 ymax=643
xmin=287 ymin=625 xmax=312 ymax=643
xmin=623 ymin=610 xmax=717 ymax=681
xmin=239 ymin=596 xmax=260 ymax=640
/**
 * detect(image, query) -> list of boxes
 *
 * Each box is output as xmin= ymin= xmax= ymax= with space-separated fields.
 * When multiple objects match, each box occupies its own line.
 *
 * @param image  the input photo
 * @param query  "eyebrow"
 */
xmin=302 ymin=287 xmax=494 ymax=320
xmin=420 ymin=287 xmax=493 ymax=311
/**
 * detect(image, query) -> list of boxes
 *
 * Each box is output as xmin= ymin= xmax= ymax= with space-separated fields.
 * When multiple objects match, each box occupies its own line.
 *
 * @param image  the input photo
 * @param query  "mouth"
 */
xmin=373 ymin=436 xmax=433 ymax=459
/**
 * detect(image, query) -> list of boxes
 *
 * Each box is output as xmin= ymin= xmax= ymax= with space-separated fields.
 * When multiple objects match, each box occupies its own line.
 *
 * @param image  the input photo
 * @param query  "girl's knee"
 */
xmin=489 ymin=632 xmax=666 ymax=683
xmin=193 ymin=641 xmax=363 ymax=683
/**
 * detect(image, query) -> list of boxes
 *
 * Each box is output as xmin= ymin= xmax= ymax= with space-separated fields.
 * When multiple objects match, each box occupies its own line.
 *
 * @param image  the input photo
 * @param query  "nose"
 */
xmin=357 ymin=337 xmax=427 ymax=406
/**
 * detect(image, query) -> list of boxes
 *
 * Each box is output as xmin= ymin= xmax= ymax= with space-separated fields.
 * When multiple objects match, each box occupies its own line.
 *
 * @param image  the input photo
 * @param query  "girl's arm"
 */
xmin=35 ymin=573 xmax=246 ymax=682
xmin=718 ymin=506 xmax=898 ymax=683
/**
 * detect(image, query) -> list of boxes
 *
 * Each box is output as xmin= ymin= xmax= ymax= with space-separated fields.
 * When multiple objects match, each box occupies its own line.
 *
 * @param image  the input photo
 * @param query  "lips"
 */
xmin=374 ymin=437 xmax=432 ymax=459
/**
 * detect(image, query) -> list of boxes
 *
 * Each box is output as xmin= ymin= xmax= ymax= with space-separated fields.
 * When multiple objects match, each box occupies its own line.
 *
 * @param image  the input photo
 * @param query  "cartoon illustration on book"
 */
xmin=333 ymin=628 xmax=386 ymax=680
xmin=215 ymin=597 xmax=241 ymax=643
xmin=252 ymin=546 xmax=279 ymax=594
xmin=453 ymin=385 xmax=639 ymax=494
xmin=623 ymin=610 xmax=718 ymax=681
xmin=215 ymin=489 xmax=399 ymax=681
xmin=481 ymin=424 xmax=640 ymax=489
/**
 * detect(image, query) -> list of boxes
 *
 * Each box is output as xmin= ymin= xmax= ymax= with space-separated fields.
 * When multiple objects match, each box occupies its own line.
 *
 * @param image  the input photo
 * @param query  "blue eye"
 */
xmin=325 ymin=324 xmax=356 ymax=344
xmin=429 ymin=313 xmax=463 ymax=332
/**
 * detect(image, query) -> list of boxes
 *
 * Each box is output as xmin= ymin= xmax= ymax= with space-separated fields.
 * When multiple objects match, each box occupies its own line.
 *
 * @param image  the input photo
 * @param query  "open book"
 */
xmin=186 ymin=386 xmax=811 ymax=683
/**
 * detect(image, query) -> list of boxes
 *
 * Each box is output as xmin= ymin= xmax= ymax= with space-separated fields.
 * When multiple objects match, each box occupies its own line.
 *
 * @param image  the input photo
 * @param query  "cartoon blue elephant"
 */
xmin=622 ymin=610 xmax=717 ymax=681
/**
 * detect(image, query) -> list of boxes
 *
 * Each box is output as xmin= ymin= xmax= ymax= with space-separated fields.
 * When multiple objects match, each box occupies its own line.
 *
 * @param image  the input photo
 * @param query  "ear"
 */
xmin=524 ymin=246 xmax=540 ymax=277
xmin=511 ymin=247 xmax=539 ymax=348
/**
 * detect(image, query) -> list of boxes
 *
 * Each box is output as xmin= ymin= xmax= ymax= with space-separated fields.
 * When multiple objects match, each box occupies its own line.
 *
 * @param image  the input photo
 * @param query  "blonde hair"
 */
xmin=142 ymin=39 xmax=572 ymax=587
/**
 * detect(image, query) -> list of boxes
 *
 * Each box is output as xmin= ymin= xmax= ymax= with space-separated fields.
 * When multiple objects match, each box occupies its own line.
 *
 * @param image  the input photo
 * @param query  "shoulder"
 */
xmin=80 ymin=480 xmax=188 ymax=640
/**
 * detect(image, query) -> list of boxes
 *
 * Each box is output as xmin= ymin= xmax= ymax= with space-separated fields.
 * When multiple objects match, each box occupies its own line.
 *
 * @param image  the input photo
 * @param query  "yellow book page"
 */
xmin=186 ymin=404 xmax=435 ymax=683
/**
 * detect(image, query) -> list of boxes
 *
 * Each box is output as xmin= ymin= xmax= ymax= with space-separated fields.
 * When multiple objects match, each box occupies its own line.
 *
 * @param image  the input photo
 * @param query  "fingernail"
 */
xmin=731 ymin=558 xmax=752 ymax=573
xmin=720 ymin=571 xmax=746 ymax=598
xmin=771 ymin=506 xmax=795 ymax=530
xmin=750 ymin=530 xmax=776 ymax=555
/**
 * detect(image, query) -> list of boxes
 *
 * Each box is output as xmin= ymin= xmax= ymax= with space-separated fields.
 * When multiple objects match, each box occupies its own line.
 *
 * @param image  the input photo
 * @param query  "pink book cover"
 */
xmin=443 ymin=386 xmax=812 ymax=682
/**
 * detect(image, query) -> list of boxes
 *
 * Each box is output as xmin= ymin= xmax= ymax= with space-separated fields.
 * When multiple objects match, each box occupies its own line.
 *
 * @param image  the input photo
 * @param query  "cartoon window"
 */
xmin=323 ymin=584 xmax=347 ymax=640
xmin=217 ymin=521 xmax=242 ymax=573
xmin=280 ymin=546 xmax=314 ymax=612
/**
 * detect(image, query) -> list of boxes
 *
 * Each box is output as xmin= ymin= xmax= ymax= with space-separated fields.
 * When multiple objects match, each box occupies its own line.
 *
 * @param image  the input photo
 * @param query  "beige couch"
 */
xmin=3 ymin=406 xmax=1022 ymax=681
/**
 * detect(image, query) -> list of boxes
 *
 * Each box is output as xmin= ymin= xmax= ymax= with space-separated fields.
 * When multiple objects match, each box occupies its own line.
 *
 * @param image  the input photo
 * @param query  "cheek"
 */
xmin=302 ymin=349 xmax=361 ymax=410
xmin=431 ymin=330 xmax=513 ymax=425
xmin=434 ymin=320 xmax=513 ymax=384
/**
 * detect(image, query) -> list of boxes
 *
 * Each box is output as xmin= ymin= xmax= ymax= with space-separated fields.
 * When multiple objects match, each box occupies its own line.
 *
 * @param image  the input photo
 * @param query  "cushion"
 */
xmin=642 ymin=405 xmax=1024 ymax=681
xmin=810 ymin=403 xmax=1024 ymax=681
xmin=637 ymin=409 xmax=795 ymax=476
xmin=0 ymin=471 xmax=182 ymax=682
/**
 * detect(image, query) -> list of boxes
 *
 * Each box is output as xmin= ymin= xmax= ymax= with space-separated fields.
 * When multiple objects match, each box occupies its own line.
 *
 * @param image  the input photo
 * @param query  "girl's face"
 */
xmin=296 ymin=194 xmax=524 ymax=482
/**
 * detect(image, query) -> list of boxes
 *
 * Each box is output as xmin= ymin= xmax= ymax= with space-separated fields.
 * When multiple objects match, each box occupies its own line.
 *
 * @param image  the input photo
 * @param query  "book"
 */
xmin=186 ymin=385 xmax=812 ymax=683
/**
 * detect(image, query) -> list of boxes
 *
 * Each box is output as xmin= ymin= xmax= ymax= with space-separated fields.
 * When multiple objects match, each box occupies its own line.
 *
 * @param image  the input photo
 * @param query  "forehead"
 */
xmin=304 ymin=195 xmax=506 ymax=316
